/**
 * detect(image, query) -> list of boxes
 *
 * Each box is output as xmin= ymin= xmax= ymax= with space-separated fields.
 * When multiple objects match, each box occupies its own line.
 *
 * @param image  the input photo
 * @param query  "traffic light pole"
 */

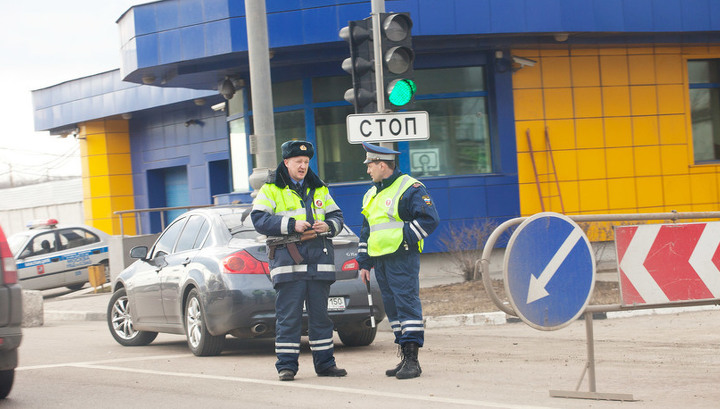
xmin=371 ymin=0 xmax=385 ymax=114
xmin=370 ymin=0 xmax=393 ymax=149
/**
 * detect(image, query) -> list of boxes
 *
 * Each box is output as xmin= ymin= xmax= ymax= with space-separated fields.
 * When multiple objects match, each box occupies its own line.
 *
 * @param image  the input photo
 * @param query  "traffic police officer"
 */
xmin=251 ymin=140 xmax=347 ymax=381
xmin=357 ymin=142 xmax=440 ymax=379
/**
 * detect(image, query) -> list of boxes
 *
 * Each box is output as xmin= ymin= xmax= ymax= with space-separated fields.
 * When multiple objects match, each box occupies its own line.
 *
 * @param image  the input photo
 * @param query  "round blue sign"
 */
xmin=503 ymin=212 xmax=596 ymax=330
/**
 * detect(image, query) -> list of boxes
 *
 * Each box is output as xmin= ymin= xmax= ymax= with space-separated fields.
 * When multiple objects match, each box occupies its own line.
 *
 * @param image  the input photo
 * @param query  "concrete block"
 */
xmin=21 ymin=290 xmax=44 ymax=327
xmin=108 ymin=234 xmax=158 ymax=282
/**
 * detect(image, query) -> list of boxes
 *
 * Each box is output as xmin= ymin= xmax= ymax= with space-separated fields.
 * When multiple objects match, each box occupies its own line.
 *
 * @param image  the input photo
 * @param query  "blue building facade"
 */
xmin=32 ymin=0 xmax=720 ymax=251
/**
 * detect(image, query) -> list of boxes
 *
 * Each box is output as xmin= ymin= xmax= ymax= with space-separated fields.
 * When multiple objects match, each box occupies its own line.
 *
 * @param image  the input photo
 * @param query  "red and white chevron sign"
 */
xmin=615 ymin=222 xmax=720 ymax=306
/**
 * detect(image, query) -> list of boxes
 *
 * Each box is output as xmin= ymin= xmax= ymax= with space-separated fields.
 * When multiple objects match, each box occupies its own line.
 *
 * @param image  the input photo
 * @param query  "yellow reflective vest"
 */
xmin=361 ymin=174 xmax=423 ymax=256
xmin=253 ymin=182 xmax=341 ymax=283
xmin=253 ymin=183 xmax=337 ymax=233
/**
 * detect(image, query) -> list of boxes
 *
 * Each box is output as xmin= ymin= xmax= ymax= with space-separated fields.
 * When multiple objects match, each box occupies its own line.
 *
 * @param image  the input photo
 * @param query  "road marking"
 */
xmin=17 ymin=353 xmax=191 ymax=371
xmin=23 ymin=355 xmax=559 ymax=409
xmin=77 ymin=364 xmax=559 ymax=409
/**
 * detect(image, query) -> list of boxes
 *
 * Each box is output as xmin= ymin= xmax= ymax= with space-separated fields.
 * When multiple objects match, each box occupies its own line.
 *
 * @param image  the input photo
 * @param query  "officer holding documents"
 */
xmin=357 ymin=142 xmax=440 ymax=380
xmin=251 ymin=140 xmax=347 ymax=381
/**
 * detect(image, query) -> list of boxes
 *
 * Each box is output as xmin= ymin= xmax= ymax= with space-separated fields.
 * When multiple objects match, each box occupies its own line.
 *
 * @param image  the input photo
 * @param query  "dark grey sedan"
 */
xmin=107 ymin=205 xmax=385 ymax=356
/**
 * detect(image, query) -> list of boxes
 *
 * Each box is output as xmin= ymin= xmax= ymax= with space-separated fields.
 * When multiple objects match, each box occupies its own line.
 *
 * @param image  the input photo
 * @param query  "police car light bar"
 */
xmin=26 ymin=219 xmax=59 ymax=229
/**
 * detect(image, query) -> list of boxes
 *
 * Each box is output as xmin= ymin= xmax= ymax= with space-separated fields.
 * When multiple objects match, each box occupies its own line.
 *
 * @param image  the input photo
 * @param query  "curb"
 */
xmin=42 ymin=304 xmax=720 ymax=326
xmin=44 ymin=311 xmax=106 ymax=322
xmin=424 ymin=304 xmax=720 ymax=328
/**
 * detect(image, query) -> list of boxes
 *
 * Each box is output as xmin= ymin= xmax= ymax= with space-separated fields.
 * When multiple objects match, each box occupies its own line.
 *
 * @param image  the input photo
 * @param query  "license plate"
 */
xmin=303 ymin=297 xmax=346 ymax=312
xmin=327 ymin=297 xmax=346 ymax=312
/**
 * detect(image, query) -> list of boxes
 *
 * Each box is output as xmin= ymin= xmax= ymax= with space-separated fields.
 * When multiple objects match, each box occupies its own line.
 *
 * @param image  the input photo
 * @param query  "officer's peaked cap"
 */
xmin=362 ymin=142 xmax=400 ymax=164
xmin=282 ymin=140 xmax=314 ymax=159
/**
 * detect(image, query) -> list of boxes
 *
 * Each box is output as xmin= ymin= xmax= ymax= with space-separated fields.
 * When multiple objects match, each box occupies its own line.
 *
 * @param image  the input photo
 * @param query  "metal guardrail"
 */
xmin=478 ymin=211 xmax=720 ymax=316
xmin=477 ymin=211 xmax=720 ymax=401
xmin=114 ymin=204 xmax=214 ymax=237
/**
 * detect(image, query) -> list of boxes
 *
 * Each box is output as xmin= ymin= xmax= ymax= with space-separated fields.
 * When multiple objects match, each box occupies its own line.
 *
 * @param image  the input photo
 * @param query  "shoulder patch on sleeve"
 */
xmin=412 ymin=182 xmax=422 ymax=188
xmin=422 ymin=195 xmax=433 ymax=206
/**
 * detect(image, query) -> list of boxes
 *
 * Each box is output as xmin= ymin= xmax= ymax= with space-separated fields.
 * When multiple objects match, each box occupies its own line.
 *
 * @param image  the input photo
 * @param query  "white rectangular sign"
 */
xmin=346 ymin=111 xmax=430 ymax=144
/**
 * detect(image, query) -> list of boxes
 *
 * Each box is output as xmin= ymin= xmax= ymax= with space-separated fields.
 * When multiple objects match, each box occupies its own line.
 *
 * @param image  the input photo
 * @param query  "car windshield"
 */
xmin=8 ymin=233 xmax=30 ymax=256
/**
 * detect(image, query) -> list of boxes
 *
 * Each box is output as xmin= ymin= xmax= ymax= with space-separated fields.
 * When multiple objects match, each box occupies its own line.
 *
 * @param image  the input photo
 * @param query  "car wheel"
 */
xmin=0 ymin=369 xmax=14 ymax=399
xmin=107 ymin=288 xmax=158 ymax=346
xmin=337 ymin=324 xmax=377 ymax=347
xmin=185 ymin=289 xmax=225 ymax=356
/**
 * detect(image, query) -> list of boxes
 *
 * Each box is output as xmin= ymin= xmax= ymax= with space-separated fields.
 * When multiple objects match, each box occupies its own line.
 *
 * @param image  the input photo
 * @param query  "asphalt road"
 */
xmin=5 ymin=307 xmax=720 ymax=408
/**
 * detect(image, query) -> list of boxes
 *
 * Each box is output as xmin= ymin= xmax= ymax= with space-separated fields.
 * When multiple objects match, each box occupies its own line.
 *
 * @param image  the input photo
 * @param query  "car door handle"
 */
xmin=51 ymin=257 xmax=60 ymax=262
xmin=91 ymin=249 xmax=101 ymax=254
xmin=182 ymin=258 xmax=191 ymax=266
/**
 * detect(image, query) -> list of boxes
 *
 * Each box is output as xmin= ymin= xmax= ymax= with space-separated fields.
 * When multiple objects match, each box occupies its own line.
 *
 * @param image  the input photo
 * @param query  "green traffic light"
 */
xmin=387 ymin=79 xmax=416 ymax=106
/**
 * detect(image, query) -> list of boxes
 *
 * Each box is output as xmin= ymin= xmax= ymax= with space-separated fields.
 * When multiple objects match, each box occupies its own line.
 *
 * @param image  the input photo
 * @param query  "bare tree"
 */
xmin=438 ymin=219 xmax=498 ymax=281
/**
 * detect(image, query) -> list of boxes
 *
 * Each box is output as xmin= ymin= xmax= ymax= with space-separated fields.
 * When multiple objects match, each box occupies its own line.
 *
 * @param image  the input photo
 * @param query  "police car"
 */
xmin=7 ymin=219 xmax=110 ymax=291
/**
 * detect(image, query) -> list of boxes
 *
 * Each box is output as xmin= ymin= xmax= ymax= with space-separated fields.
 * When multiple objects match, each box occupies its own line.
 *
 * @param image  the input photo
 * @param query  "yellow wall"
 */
xmin=78 ymin=119 xmax=137 ymax=235
xmin=513 ymin=45 xmax=720 ymax=239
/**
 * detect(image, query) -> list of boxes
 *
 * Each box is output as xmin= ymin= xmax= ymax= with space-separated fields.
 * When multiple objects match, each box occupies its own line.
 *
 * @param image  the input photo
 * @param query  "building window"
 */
xmin=411 ymin=67 xmax=491 ymax=176
xmin=312 ymin=76 xmax=365 ymax=183
xmin=309 ymin=67 xmax=490 ymax=182
xmin=688 ymin=59 xmax=720 ymax=163
xmin=273 ymin=110 xmax=305 ymax=163
xmin=315 ymin=104 xmax=364 ymax=182
xmin=243 ymin=66 xmax=491 ymax=185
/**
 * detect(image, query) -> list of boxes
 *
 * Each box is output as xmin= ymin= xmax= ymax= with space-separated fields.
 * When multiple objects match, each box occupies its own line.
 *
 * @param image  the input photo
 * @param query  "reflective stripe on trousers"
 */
xmin=274 ymin=279 xmax=337 ymax=373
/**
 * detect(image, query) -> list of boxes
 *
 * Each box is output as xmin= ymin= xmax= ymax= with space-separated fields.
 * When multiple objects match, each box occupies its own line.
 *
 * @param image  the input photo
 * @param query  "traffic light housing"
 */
xmin=379 ymin=12 xmax=415 ymax=111
xmin=340 ymin=18 xmax=376 ymax=114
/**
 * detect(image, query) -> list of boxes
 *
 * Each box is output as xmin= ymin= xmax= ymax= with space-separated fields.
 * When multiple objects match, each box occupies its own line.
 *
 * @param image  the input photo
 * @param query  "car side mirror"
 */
xmin=130 ymin=246 xmax=148 ymax=260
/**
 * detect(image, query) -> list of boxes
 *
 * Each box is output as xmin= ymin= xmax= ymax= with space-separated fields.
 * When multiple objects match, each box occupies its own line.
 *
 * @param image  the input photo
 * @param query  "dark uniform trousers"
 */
xmin=373 ymin=250 xmax=424 ymax=347
xmin=274 ymin=279 xmax=336 ymax=373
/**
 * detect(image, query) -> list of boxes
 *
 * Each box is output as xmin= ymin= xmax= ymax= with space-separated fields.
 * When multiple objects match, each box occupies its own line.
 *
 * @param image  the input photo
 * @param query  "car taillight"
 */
xmin=342 ymin=259 xmax=359 ymax=271
xmin=223 ymin=250 xmax=269 ymax=274
xmin=0 ymin=229 xmax=17 ymax=284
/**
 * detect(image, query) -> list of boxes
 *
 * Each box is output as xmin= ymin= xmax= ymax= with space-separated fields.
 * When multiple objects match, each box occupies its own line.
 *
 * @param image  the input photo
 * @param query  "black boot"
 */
xmin=385 ymin=345 xmax=405 ymax=377
xmin=395 ymin=342 xmax=421 ymax=379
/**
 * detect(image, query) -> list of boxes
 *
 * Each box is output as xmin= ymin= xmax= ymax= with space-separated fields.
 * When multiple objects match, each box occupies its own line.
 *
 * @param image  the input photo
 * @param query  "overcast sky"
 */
xmin=0 ymin=1 xmax=144 ymax=185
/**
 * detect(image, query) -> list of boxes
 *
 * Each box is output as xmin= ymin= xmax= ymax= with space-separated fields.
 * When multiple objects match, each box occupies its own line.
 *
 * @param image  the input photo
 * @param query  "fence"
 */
xmin=478 ymin=211 xmax=720 ymax=401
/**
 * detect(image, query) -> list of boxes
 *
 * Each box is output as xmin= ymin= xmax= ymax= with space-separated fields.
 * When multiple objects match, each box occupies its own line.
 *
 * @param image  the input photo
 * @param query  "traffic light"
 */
xmin=340 ymin=18 xmax=376 ymax=114
xmin=379 ymin=12 xmax=415 ymax=111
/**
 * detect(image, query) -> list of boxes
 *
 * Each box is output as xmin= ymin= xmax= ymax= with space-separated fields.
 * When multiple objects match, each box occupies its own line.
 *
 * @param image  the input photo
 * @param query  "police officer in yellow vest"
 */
xmin=357 ymin=142 xmax=440 ymax=380
xmin=251 ymin=140 xmax=347 ymax=381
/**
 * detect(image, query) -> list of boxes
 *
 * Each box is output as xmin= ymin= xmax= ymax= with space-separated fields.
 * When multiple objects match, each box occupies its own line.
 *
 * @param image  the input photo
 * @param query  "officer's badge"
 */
xmin=300 ymin=145 xmax=307 ymax=151
xmin=315 ymin=199 xmax=323 ymax=207
xmin=422 ymin=195 xmax=432 ymax=206
xmin=385 ymin=199 xmax=393 ymax=207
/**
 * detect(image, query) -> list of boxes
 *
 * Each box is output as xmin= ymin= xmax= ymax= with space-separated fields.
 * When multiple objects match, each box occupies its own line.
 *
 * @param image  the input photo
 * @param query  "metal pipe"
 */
xmin=478 ymin=211 xmax=720 ymax=316
xmin=480 ymin=217 xmax=524 ymax=315
xmin=584 ymin=311 xmax=596 ymax=392
xmin=114 ymin=204 xmax=215 ymax=236
xmin=371 ymin=0 xmax=385 ymax=113
xmin=251 ymin=323 xmax=268 ymax=334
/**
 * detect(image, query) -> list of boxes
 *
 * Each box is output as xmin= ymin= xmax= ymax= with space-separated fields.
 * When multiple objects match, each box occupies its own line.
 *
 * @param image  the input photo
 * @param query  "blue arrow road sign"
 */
xmin=503 ymin=212 xmax=596 ymax=330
